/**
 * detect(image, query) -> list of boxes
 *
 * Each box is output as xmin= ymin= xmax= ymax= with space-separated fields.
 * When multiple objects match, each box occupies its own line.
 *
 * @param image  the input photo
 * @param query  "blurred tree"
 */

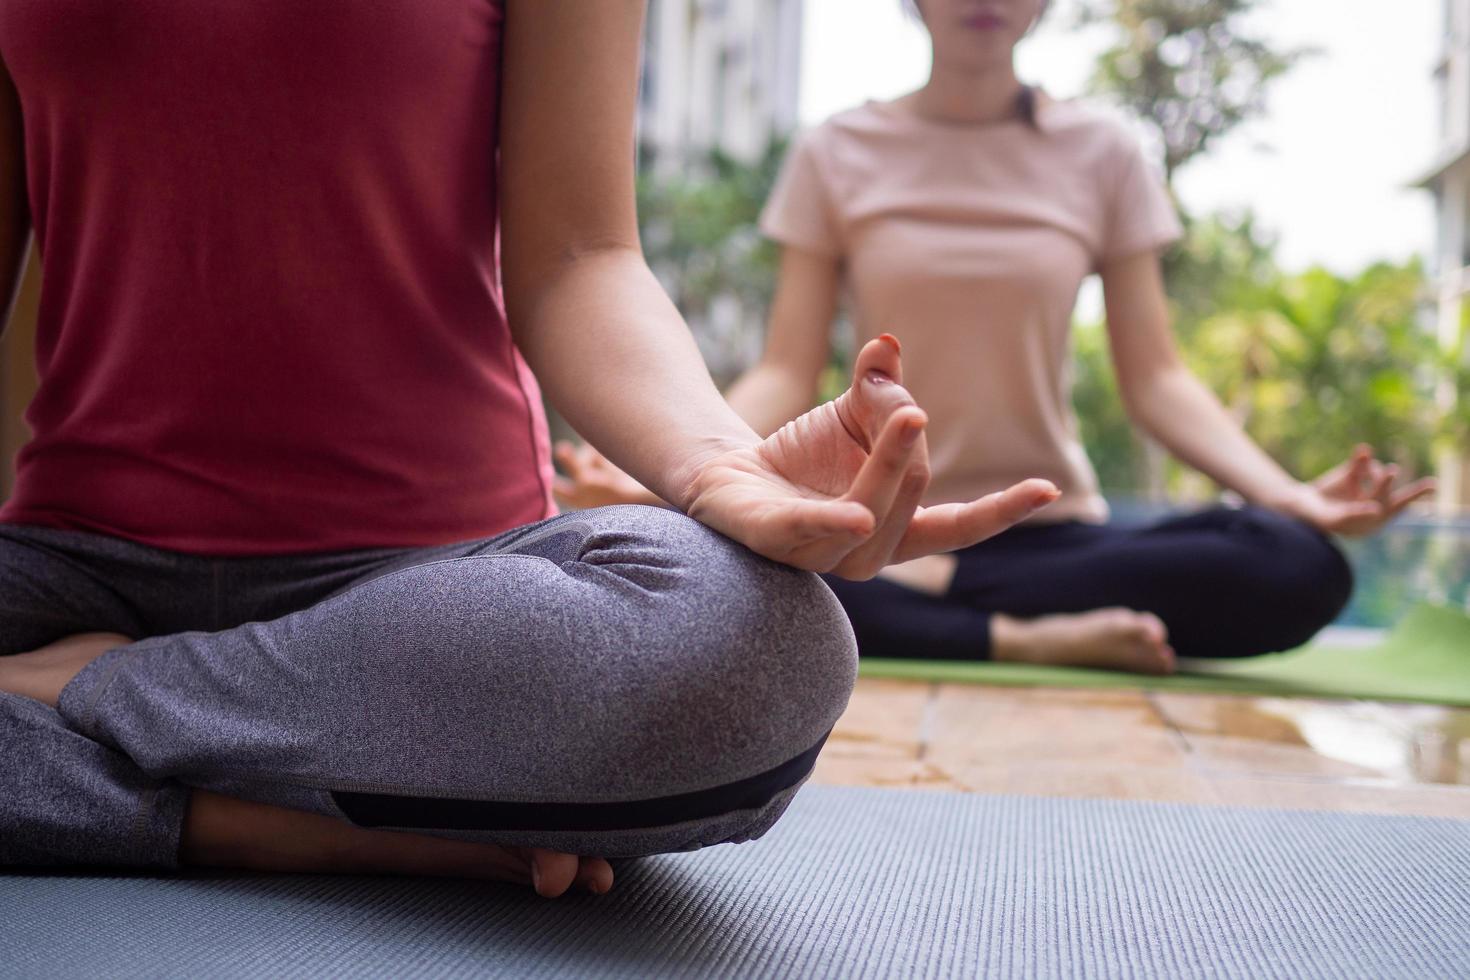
xmin=1072 ymin=321 xmax=1146 ymax=492
xmin=1075 ymin=0 xmax=1311 ymax=495
xmin=1165 ymin=208 xmax=1278 ymax=344
xmin=1182 ymin=257 xmax=1437 ymax=483
xmin=1076 ymin=215 xmax=1440 ymax=497
xmin=1078 ymin=0 xmax=1311 ymax=182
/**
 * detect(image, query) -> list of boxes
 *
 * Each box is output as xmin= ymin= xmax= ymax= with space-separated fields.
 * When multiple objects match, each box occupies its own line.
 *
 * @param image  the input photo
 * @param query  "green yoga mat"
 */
xmin=858 ymin=603 xmax=1470 ymax=705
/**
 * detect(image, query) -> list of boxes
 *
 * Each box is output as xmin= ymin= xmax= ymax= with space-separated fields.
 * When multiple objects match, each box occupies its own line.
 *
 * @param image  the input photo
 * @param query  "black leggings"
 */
xmin=823 ymin=505 xmax=1354 ymax=660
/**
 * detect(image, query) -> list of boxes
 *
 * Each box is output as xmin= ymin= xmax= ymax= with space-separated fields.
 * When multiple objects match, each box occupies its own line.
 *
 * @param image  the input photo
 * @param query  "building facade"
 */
xmin=1418 ymin=0 xmax=1470 ymax=513
xmin=639 ymin=0 xmax=804 ymax=173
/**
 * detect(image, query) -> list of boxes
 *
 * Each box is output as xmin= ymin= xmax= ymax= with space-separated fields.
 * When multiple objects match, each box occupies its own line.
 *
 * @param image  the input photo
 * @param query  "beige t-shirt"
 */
xmin=759 ymin=98 xmax=1182 ymax=523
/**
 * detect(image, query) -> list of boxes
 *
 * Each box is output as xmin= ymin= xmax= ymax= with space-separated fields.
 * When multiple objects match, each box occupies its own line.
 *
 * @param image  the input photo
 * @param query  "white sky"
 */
xmin=800 ymin=0 xmax=1439 ymax=275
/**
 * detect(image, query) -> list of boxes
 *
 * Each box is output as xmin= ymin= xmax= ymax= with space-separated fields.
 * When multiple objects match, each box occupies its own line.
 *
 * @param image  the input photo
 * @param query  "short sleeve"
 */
xmin=1099 ymin=134 xmax=1183 ymax=263
xmin=759 ymin=130 xmax=844 ymax=256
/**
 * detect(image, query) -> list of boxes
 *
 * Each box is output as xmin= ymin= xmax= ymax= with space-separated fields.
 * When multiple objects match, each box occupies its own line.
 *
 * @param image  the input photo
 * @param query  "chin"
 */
xmin=938 ymin=46 xmax=1015 ymax=74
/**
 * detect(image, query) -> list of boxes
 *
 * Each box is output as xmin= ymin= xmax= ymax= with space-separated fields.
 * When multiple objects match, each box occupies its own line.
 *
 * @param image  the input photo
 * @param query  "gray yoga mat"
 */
xmin=4 ymin=785 xmax=1467 ymax=979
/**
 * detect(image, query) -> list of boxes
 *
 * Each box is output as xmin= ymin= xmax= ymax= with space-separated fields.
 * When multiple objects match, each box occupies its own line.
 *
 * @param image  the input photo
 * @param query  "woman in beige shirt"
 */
xmin=561 ymin=0 xmax=1432 ymax=674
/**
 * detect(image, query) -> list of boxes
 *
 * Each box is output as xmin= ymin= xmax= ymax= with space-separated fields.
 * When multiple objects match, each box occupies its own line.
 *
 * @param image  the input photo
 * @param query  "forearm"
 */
xmin=724 ymin=361 xmax=818 ymax=437
xmin=509 ymin=247 xmax=758 ymax=510
xmin=1127 ymin=366 xmax=1301 ymax=507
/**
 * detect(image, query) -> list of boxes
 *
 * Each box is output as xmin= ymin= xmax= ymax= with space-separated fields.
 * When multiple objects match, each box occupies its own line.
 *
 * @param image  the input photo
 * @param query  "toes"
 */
xmin=1130 ymin=613 xmax=1174 ymax=674
xmin=528 ymin=849 xmax=580 ymax=898
xmin=1134 ymin=642 xmax=1176 ymax=676
xmin=1099 ymin=608 xmax=1168 ymax=646
xmin=1137 ymin=612 xmax=1169 ymax=647
xmin=576 ymin=857 xmax=615 ymax=896
xmin=1157 ymin=644 xmax=1179 ymax=675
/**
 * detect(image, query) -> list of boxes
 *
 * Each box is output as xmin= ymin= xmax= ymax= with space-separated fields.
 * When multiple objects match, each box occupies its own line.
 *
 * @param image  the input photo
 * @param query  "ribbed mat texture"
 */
xmin=4 ymin=786 xmax=1467 ymax=979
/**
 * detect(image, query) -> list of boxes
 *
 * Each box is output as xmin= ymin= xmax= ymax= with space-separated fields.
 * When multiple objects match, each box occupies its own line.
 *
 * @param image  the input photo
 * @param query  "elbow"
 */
xmin=1118 ymin=391 xmax=1156 ymax=435
xmin=1123 ymin=359 xmax=1193 ymax=431
xmin=549 ymin=234 xmax=643 ymax=266
xmin=1115 ymin=363 xmax=1181 ymax=432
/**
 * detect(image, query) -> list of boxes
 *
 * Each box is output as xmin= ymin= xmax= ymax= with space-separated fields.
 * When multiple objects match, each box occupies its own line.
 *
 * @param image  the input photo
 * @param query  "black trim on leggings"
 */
xmin=332 ymin=732 xmax=829 ymax=832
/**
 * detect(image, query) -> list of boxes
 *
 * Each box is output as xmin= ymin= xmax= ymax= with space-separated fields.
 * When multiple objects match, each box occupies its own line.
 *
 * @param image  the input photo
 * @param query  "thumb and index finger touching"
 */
xmin=827 ymin=334 xmax=1059 ymax=568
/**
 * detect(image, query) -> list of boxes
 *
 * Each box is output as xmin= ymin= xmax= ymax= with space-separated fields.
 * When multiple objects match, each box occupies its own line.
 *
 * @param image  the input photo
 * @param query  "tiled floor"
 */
xmin=810 ymin=678 xmax=1470 ymax=819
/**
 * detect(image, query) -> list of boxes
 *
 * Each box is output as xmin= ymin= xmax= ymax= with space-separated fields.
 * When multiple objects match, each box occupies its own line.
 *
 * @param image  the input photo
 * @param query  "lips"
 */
xmin=963 ymin=12 xmax=1006 ymax=30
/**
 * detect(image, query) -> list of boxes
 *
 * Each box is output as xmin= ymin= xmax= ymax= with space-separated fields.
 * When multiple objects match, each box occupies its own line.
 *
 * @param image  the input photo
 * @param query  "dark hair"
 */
xmin=1016 ymin=85 xmax=1041 ymax=129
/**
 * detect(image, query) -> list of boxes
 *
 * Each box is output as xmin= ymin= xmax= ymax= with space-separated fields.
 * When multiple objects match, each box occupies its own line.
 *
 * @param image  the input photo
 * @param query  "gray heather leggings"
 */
xmin=0 ymin=506 xmax=857 ymax=868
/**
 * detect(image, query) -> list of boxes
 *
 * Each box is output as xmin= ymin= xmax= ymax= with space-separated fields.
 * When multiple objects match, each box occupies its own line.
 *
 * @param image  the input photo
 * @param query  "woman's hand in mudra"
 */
xmin=1276 ymin=445 xmax=1435 ymax=538
xmin=684 ymin=335 xmax=1058 ymax=580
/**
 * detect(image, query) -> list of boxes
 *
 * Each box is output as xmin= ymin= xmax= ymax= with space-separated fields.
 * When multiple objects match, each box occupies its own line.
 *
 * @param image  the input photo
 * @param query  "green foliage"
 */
xmin=1196 ymin=257 xmax=1435 ymax=481
xmin=635 ymin=142 xmax=787 ymax=382
xmin=1078 ymin=0 xmax=1313 ymax=180
xmin=1075 ymin=214 xmax=1441 ymax=494
xmin=1070 ymin=0 xmax=1397 ymax=496
xmin=1072 ymin=322 xmax=1146 ymax=490
xmin=1164 ymin=210 xmax=1278 ymax=341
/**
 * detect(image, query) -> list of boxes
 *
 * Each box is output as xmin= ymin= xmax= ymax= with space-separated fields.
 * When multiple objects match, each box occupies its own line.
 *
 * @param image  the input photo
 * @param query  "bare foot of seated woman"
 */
xmin=990 ymin=609 xmax=1177 ymax=675
xmin=877 ymin=558 xmax=1176 ymax=675
xmin=0 ymin=633 xmax=614 ymax=897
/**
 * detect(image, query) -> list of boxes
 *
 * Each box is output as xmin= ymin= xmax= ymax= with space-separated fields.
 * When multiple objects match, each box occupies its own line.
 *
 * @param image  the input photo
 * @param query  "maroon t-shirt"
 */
xmin=0 ymin=0 xmax=556 ymax=555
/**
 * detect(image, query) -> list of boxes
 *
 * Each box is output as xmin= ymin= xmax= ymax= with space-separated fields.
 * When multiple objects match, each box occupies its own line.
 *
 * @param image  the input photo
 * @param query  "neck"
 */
xmin=911 ymin=59 xmax=1023 ymax=125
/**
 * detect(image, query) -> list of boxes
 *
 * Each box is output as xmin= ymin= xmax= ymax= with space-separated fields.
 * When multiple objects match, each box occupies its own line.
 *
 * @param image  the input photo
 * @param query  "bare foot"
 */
xmin=990 ymin=608 xmax=1176 ymax=675
xmin=0 ymin=632 xmax=133 ymax=706
xmin=184 ymin=790 xmax=614 ymax=897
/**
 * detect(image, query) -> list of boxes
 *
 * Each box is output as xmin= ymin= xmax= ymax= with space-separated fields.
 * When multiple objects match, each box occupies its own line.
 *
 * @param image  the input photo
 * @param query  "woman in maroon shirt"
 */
xmin=0 ymin=2 xmax=1055 ymax=895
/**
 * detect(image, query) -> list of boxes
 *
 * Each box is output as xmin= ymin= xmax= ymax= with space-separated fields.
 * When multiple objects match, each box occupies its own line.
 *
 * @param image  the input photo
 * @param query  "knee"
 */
xmin=586 ymin=507 xmax=858 ymax=780
xmin=1236 ymin=507 xmax=1354 ymax=648
xmin=329 ymin=508 xmax=857 ymax=855
xmin=676 ymin=519 xmax=859 ymax=757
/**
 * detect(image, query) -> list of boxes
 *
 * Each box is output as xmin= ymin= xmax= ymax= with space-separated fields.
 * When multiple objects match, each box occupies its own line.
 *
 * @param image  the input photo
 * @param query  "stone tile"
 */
xmin=816 ymin=680 xmax=1470 ymax=820
xmin=924 ymin=684 xmax=1187 ymax=770
xmin=1151 ymin=693 xmax=1470 ymax=785
xmin=936 ymin=762 xmax=1220 ymax=806
xmin=1180 ymin=735 xmax=1388 ymax=780
xmin=810 ymin=754 xmax=962 ymax=792
xmin=825 ymin=678 xmax=930 ymax=761
xmin=1363 ymin=702 xmax=1470 ymax=786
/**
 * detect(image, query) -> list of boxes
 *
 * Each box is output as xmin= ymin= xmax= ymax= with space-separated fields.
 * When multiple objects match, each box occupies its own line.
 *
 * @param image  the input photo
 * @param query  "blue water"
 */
xmin=1104 ymin=500 xmax=1470 ymax=629
xmin=1335 ymin=518 xmax=1470 ymax=627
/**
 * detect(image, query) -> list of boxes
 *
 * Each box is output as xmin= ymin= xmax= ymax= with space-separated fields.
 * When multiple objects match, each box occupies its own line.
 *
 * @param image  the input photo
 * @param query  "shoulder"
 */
xmin=822 ymin=101 xmax=900 ymax=136
xmin=790 ymin=102 xmax=895 ymax=158
xmin=1038 ymin=97 xmax=1171 ymax=202
xmin=1038 ymin=96 xmax=1153 ymax=162
xmin=780 ymin=102 xmax=900 ymax=191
